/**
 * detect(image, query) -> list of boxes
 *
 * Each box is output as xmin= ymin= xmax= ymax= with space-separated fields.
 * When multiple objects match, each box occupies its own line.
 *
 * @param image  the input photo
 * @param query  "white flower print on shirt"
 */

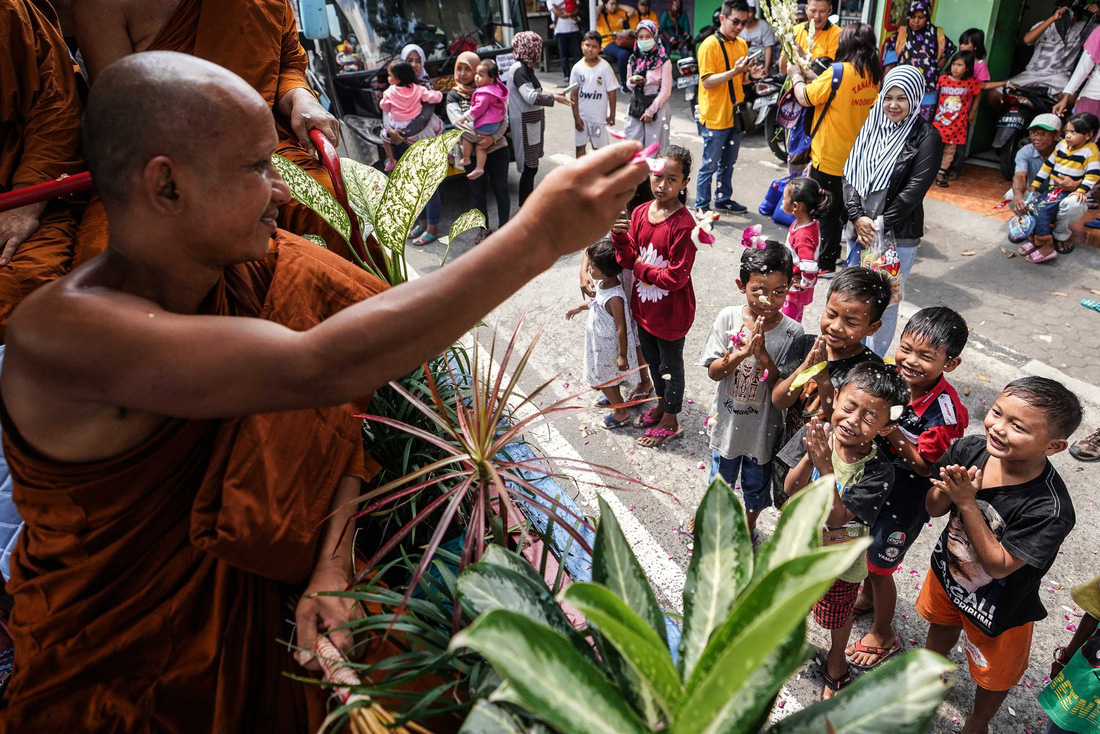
xmin=635 ymin=243 xmax=669 ymax=303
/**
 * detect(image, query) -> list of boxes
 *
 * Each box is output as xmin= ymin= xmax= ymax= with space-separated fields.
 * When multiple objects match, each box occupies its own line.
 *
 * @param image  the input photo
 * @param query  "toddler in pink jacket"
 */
xmin=380 ymin=60 xmax=443 ymax=171
xmin=458 ymin=60 xmax=509 ymax=180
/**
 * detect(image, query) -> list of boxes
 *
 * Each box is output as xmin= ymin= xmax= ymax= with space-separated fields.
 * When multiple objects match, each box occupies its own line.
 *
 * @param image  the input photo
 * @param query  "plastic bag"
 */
xmin=859 ymin=216 xmax=904 ymax=306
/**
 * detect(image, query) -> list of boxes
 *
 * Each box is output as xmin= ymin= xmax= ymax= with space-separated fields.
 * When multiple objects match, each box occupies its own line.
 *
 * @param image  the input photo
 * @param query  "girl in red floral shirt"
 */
xmin=612 ymin=145 xmax=697 ymax=448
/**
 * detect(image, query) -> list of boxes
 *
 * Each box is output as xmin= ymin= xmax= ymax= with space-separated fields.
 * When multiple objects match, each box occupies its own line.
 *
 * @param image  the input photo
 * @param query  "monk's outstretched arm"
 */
xmin=9 ymin=143 xmax=646 ymax=420
xmin=72 ymin=0 xmax=135 ymax=81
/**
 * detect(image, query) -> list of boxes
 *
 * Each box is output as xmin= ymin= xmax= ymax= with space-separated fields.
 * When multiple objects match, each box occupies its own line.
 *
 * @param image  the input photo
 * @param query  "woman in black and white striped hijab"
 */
xmin=842 ymin=64 xmax=943 ymax=356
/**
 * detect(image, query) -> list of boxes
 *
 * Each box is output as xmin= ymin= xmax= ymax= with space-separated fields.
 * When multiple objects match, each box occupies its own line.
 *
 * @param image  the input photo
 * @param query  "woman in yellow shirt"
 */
xmin=789 ymin=23 xmax=882 ymax=273
xmin=596 ymin=0 xmax=635 ymax=88
xmin=629 ymin=0 xmax=659 ymax=30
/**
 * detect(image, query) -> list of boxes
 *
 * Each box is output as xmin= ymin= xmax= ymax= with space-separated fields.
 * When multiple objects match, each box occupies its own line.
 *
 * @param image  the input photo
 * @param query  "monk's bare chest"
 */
xmin=127 ymin=0 xmax=184 ymax=52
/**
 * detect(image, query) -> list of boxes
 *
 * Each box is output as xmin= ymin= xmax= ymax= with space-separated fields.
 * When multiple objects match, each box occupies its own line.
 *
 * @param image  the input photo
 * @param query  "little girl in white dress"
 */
xmin=566 ymin=239 xmax=639 ymax=428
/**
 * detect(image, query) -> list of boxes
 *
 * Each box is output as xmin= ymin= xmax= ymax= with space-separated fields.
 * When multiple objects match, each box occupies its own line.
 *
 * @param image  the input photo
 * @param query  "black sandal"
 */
xmin=936 ymin=170 xmax=949 ymax=188
xmin=822 ymin=666 xmax=853 ymax=699
xmin=1054 ymin=238 xmax=1076 ymax=254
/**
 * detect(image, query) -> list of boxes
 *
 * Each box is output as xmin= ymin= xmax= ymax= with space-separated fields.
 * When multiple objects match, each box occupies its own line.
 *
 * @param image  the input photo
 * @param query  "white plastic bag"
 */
xmin=859 ymin=216 xmax=904 ymax=306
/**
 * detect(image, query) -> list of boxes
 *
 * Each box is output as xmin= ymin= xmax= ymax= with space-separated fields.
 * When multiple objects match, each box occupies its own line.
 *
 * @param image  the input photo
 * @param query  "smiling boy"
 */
xmin=779 ymin=362 xmax=910 ymax=699
xmin=848 ymin=307 xmax=970 ymax=669
xmin=918 ymin=377 xmax=1082 ymax=734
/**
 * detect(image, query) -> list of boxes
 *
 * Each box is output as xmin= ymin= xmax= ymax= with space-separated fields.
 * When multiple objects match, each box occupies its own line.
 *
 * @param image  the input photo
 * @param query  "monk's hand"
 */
xmin=285 ymin=88 xmax=340 ymax=150
xmin=294 ymin=561 xmax=361 ymax=671
xmin=0 ymin=200 xmax=47 ymax=267
xmin=512 ymin=142 xmax=646 ymax=260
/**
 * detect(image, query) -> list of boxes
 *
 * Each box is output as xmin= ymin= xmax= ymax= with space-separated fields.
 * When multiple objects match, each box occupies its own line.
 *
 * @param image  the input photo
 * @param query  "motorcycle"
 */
xmin=994 ymin=83 xmax=1059 ymax=180
xmin=675 ymin=56 xmax=698 ymax=109
xmin=751 ymin=72 xmax=786 ymax=156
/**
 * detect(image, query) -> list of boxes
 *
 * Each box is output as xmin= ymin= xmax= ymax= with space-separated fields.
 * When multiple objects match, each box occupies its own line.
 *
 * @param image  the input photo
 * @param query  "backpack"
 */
xmin=785 ymin=62 xmax=844 ymax=160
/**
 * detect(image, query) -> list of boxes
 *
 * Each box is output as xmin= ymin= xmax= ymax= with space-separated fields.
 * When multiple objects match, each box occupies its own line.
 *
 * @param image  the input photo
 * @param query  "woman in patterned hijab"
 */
xmin=884 ymin=0 xmax=955 ymax=118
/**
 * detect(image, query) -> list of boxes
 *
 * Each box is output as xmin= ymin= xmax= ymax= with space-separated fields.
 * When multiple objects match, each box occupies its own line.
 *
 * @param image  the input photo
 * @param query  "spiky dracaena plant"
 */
xmin=272 ymin=130 xmax=484 ymax=285
xmin=451 ymin=476 xmax=955 ymax=734
xmin=348 ymin=315 xmax=657 ymax=620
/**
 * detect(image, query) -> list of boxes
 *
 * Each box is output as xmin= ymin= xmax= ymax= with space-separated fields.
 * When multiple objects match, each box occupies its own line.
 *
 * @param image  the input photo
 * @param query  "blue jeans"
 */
xmin=709 ymin=452 xmax=773 ymax=515
xmin=602 ymin=43 xmax=631 ymax=85
xmin=862 ymin=243 xmax=919 ymax=358
xmin=694 ymin=123 xmax=742 ymax=210
xmin=556 ymin=31 xmax=582 ymax=80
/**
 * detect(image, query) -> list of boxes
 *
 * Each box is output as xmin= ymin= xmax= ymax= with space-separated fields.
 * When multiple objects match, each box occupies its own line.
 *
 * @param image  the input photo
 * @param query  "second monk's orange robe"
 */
xmin=0 ymin=0 xmax=83 ymax=341
xmin=0 ymin=233 xmax=387 ymax=732
xmin=73 ymin=0 xmax=356 ymax=267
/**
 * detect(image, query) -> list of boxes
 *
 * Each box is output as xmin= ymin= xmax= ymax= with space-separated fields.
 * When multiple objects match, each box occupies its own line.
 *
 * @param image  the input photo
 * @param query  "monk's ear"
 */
xmin=143 ymin=156 xmax=184 ymax=214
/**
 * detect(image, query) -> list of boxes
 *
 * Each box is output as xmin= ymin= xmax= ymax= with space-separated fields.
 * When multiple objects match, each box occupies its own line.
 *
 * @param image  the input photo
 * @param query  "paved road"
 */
xmin=403 ymin=73 xmax=1100 ymax=733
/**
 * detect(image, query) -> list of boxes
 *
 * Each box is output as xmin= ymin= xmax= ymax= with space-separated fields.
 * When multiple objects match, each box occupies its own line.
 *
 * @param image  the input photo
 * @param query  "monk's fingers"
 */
xmin=0 ymin=234 xmax=23 ymax=267
xmin=294 ymin=599 xmax=322 ymax=670
xmin=576 ymin=140 xmax=644 ymax=178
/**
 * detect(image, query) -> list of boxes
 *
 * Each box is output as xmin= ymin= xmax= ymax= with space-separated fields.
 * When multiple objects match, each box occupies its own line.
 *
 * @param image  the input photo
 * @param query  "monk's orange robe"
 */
xmin=0 ymin=233 xmax=387 ymax=732
xmin=73 ymin=0 xmax=358 ymax=267
xmin=0 ymin=0 xmax=83 ymax=341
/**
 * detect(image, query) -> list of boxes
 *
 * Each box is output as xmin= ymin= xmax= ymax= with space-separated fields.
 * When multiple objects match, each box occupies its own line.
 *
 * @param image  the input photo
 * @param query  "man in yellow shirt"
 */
xmin=695 ymin=0 xmax=754 ymax=214
xmin=780 ymin=0 xmax=841 ymax=73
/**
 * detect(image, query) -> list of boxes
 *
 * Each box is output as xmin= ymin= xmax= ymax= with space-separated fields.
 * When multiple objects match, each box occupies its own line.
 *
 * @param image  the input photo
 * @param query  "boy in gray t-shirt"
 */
xmin=698 ymin=245 xmax=802 ymax=537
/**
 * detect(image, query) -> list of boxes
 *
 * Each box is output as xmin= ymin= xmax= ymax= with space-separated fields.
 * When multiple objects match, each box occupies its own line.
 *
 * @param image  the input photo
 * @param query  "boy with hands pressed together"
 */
xmin=699 ymin=244 xmax=803 ymax=540
xmin=848 ymin=307 xmax=970 ymax=670
xmin=918 ymin=377 xmax=1082 ymax=734
xmin=779 ymin=363 xmax=910 ymax=700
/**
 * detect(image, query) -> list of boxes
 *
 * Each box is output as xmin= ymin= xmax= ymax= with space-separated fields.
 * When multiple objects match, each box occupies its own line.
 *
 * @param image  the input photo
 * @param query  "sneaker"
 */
xmin=1070 ymin=427 xmax=1100 ymax=462
xmin=818 ymin=267 xmax=838 ymax=279
xmin=714 ymin=200 xmax=748 ymax=214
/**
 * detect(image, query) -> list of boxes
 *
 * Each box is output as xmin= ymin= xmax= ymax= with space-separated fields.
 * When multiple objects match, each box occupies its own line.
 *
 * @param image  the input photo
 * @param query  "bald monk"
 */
xmin=70 ymin=0 xmax=356 ymax=264
xmin=0 ymin=51 xmax=644 ymax=731
xmin=0 ymin=0 xmax=83 ymax=341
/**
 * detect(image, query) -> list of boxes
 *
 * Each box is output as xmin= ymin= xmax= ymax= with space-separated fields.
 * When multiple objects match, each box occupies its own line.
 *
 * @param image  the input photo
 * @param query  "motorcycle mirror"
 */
xmin=299 ymin=0 xmax=330 ymax=40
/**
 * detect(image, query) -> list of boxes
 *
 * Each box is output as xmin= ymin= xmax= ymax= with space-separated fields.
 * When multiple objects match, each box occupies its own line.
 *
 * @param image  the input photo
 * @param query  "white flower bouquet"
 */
xmin=761 ymin=0 xmax=814 ymax=71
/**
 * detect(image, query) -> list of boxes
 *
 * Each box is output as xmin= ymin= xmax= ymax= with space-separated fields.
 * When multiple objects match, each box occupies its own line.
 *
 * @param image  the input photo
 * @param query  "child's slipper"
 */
xmin=1025 ymin=248 xmax=1057 ymax=264
xmin=383 ymin=159 xmax=397 ymax=173
xmin=637 ymin=426 xmax=684 ymax=448
xmin=407 ymin=224 xmax=426 ymax=240
xmin=1017 ymin=241 xmax=1037 ymax=256
xmin=1082 ymin=299 xmax=1100 ymax=313
xmin=851 ymin=604 xmax=874 ymax=620
xmin=603 ymin=414 xmax=630 ymax=430
xmin=595 ymin=396 xmax=612 ymax=407
xmin=821 ymin=666 xmax=853 ymax=700
xmin=633 ymin=406 xmax=662 ymax=428
xmin=412 ymin=232 xmax=440 ymax=247
xmin=846 ymin=635 xmax=902 ymax=670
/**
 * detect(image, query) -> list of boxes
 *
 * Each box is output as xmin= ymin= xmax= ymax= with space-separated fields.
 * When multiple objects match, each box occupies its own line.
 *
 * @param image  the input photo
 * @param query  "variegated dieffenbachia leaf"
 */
xmin=439 ymin=207 xmax=487 ymax=265
xmin=375 ymin=130 xmax=462 ymax=254
xmin=271 ymin=153 xmax=351 ymax=245
xmin=340 ymin=157 xmax=388 ymax=225
xmin=301 ymin=234 xmax=328 ymax=248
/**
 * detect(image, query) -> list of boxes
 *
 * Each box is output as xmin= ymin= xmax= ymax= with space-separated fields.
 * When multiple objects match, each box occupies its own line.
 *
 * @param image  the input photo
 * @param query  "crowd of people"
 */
xmin=0 ymin=0 xmax=1098 ymax=732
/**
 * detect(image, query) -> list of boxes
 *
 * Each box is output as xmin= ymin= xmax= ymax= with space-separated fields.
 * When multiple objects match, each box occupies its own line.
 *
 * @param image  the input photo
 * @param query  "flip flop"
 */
xmin=626 ymin=385 xmax=654 ymax=402
xmin=1026 ymin=248 xmax=1057 ymax=264
xmin=407 ymin=225 xmax=426 ymax=240
xmin=851 ymin=605 xmax=874 ymax=619
xmin=595 ymin=396 xmax=612 ymax=407
xmin=473 ymin=228 xmax=492 ymax=245
xmin=637 ymin=426 xmax=684 ymax=448
xmin=1082 ymin=299 xmax=1100 ymax=313
xmin=847 ymin=635 xmax=902 ymax=670
xmin=1054 ymin=238 xmax=1075 ymax=254
xmin=603 ymin=414 xmax=630 ymax=430
xmin=412 ymin=232 xmax=440 ymax=246
xmin=633 ymin=406 xmax=662 ymax=428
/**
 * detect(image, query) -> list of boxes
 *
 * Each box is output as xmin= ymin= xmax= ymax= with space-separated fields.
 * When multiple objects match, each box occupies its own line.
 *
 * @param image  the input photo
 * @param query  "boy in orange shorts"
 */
xmin=919 ymin=376 xmax=1082 ymax=734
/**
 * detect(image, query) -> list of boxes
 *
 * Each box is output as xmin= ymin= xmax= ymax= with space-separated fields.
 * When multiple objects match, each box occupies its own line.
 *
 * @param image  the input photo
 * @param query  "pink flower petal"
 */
xmin=631 ymin=141 xmax=661 ymax=163
xmin=608 ymin=128 xmax=628 ymax=140
xmin=645 ymin=157 xmax=666 ymax=173
xmin=759 ymin=369 xmax=769 ymax=382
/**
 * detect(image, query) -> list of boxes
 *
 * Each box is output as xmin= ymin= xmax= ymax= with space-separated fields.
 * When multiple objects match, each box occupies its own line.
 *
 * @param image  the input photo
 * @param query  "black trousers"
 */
xmin=809 ymin=166 xmax=845 ymax=271
xmin=556 ymin=32 xmax=582 ymax=80
xmin=465 ymin=147 xmax=510 ymax=230
xmin=519 ymin=165 xmax=538 ymax=206
xmin=637 ymin=325 xmax=686 ymax=414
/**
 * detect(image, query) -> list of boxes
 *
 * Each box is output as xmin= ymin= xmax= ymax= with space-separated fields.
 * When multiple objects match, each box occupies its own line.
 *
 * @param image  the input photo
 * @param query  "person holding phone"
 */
xmin=694 ymin=0 xmax=754 ymax=215
xmin=597 ymin=0 xmax=635 ymax=90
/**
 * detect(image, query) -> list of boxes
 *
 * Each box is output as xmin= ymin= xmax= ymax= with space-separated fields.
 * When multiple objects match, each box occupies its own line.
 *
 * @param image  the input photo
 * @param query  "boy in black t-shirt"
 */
xmin=772 ymin=268 xmax=891 ymax=506
xmin=849 ymin=307 xmax=970 ymax=670
xmin=917 ymin=377 xmax=1082 ymax=734
xmin=778 ymin=362 xmax=909 ymax=700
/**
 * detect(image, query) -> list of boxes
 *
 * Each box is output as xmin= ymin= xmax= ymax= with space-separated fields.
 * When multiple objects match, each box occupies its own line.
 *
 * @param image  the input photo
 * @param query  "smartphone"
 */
xmin=562 ymin=81 xmax=579 ymax=95
xmin=746 ymin=48 xmax=765 ymax=64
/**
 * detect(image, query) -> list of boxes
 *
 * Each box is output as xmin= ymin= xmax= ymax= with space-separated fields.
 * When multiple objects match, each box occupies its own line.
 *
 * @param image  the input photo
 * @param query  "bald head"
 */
xmin=83 ymin=52 xmax=271 ymax=206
